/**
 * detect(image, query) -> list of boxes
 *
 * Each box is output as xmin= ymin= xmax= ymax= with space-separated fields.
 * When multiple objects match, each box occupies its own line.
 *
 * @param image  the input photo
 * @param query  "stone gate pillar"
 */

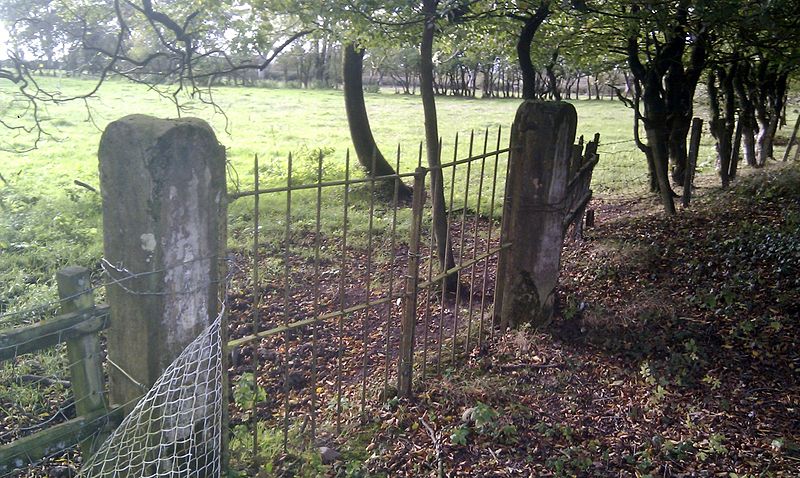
xmin=496 ymin=101 xmax=577 ymax=329
xmin=98 ymin=115 xmax=226 ymax=411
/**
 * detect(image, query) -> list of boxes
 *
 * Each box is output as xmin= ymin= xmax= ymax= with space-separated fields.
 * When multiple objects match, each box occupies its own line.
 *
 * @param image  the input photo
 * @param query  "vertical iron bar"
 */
xmin=782 ymin=113 xmax=800 ymax=162
xmin=452 ymin=131 xmax=474 ymax=362
xmin=310 ymin=151 xmax=323 ymax=442
xmin=362 ymin=149 xmax=377 ymax=421
xmin=283 ymin=153 xmax=292 ymax=453
xmin=419 ymin=139 xmax=435 ymax=380
xmin=480 ymin=127 xmax=502 ymax=346
xmin=398 ymin=167 xmax=426 ymax=397
xmin=421 ymin=191 xmax=436 ymax=380
xmin=250 ymin=154 xmax=260 ymax=462
xmin=336 ymin=151 xmax=350 ymax=433
xmin=683 ymin=118 xmax=702 ymax=208
xmin=437 ymin=134 xmax=458 ymax=374
xmin=491 ymin=131 xmax=513 ymax=342
xmin=384 ymin=147 xmax=401 ymax=396
xmin=466 ymin=129 xmax=489 ymax=353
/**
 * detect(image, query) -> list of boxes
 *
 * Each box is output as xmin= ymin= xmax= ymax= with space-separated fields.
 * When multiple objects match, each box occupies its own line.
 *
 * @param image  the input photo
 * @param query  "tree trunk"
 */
xmin=515 ymin=5 xmax=549 ymax=100
xmin=708 ymin=68 xmax=736 ymax=188
xmin=343 ymin=43 xmax=412 ymax=199
xmin=420 ymin=0 xmax=457 ymax=290
xmin=741 ymin=117 xmax=757 ymax=167
xmin=730 ymin=119 xmax=742 ymax=179
xmin=625 ymin=23 xmax=675 ymax=213
xmin=667 ymin=117 xmax=691 ymax=186
xmin=758 ymin=72 xmax=788 ymax=164
xmin=546 ymin=50 xmax=561 ymax=101
xmin=615 ymin=76 xmax=653 ymax=187
xmin=623 ymin=71 xmax=632 ymax=98
xmin=762 ymin=115 xmax=780 ymax=163
xmin=753 ymin=64 xmax=783 ymax=166
xmin=734 ymin=63 xmax=758 ymax=167
xmin=664 ymin=32 xmax=706 ymax=186
xmin=642 ymin=73 xmax=676 ymax=214
xmin=643 ymin=117 xmax=676 ymax=213
xmin=665 ymin=72 xmax=692 ymax=186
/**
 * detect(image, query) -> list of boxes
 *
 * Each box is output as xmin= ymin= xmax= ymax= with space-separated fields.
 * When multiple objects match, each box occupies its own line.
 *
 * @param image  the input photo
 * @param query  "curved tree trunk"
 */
xmin=626 ymin=78 xmax=659 ymax=193
xmin=421 ymin=0 xmax=457 ymax=290
xmin=515 ymin=4 xmax=550 ymax=99
xmin=343 ymin=43 xmax=413 ymax=199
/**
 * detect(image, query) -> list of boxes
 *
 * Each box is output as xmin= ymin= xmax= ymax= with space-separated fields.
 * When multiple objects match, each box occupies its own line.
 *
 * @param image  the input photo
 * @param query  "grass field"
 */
xmin=0 ymin=76 xmax=722 ymax=318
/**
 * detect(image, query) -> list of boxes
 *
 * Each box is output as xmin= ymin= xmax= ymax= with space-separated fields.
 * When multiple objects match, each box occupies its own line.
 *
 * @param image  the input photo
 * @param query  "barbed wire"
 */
xmin=598 ymin=148 xmax=641 ymax=155
xmin=598 ymin=138 xmax=637 ymax=147
xmin=0 ymin=253 xmax=232 ymax=325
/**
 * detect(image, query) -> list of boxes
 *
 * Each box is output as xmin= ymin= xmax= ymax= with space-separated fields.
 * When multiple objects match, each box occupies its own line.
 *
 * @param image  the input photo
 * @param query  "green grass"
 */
xmin=0 ymin=75 xmax=713 ymax=320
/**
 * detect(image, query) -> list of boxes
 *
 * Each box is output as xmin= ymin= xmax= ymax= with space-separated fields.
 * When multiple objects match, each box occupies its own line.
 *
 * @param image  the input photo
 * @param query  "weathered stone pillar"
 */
xmin=497 ymin=101 xmax=577 ymax=328
xmin=98 ymin=115 xmax=226 ymax=411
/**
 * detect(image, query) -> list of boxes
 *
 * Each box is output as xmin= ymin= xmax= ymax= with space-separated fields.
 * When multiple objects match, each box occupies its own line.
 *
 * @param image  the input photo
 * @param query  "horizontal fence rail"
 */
xmin=0 ymin=306 xmax=109 ymax=362
xmin=0 ymin=267 xmax=117 ymax=475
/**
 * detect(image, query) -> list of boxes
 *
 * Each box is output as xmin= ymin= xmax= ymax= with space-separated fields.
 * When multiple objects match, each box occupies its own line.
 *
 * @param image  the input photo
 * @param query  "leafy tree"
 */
xmin=703 ymin=0 xmax=799 ymax=186
xmin=621 ymin=2 xmax=706 ymax=214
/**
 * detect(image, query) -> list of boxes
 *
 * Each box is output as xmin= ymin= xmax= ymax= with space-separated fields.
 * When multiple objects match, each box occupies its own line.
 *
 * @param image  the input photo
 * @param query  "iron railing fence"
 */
xmin=225 ymin=127 xmax=512 ymax=469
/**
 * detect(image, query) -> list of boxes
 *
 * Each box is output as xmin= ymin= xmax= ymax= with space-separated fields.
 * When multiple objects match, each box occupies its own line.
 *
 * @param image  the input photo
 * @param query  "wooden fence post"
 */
xmin=98 ymin=115 xmax=227 ymax=413
xmin=730 ymin=119 xmax=742 ymax=179
xmin=571 ymin=134 xmax=600 ymax=241
xmin=585 ymin=209 xmax=595 ymax=228
xmin=497 ymin=101 xmax=578 ymax=329
xmin=398 ymin=168 xmax=426 ymax=397
xmin=56 ymin=266 xmax=108 ymax=457
xmin=782 ymin=114 xmax=800 ymax=162
xmin=683 ymin=118 xmax=703 ymax=208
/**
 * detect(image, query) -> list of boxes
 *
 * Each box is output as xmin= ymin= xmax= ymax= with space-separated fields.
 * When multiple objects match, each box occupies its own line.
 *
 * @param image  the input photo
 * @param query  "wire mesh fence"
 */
xmin=81 ymin=312 xmax=223 ymax=478
xmin=0 ymin=259 xmax=229 ymax=477
xmin=224 ymin=127 xmax=512 ymax=472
